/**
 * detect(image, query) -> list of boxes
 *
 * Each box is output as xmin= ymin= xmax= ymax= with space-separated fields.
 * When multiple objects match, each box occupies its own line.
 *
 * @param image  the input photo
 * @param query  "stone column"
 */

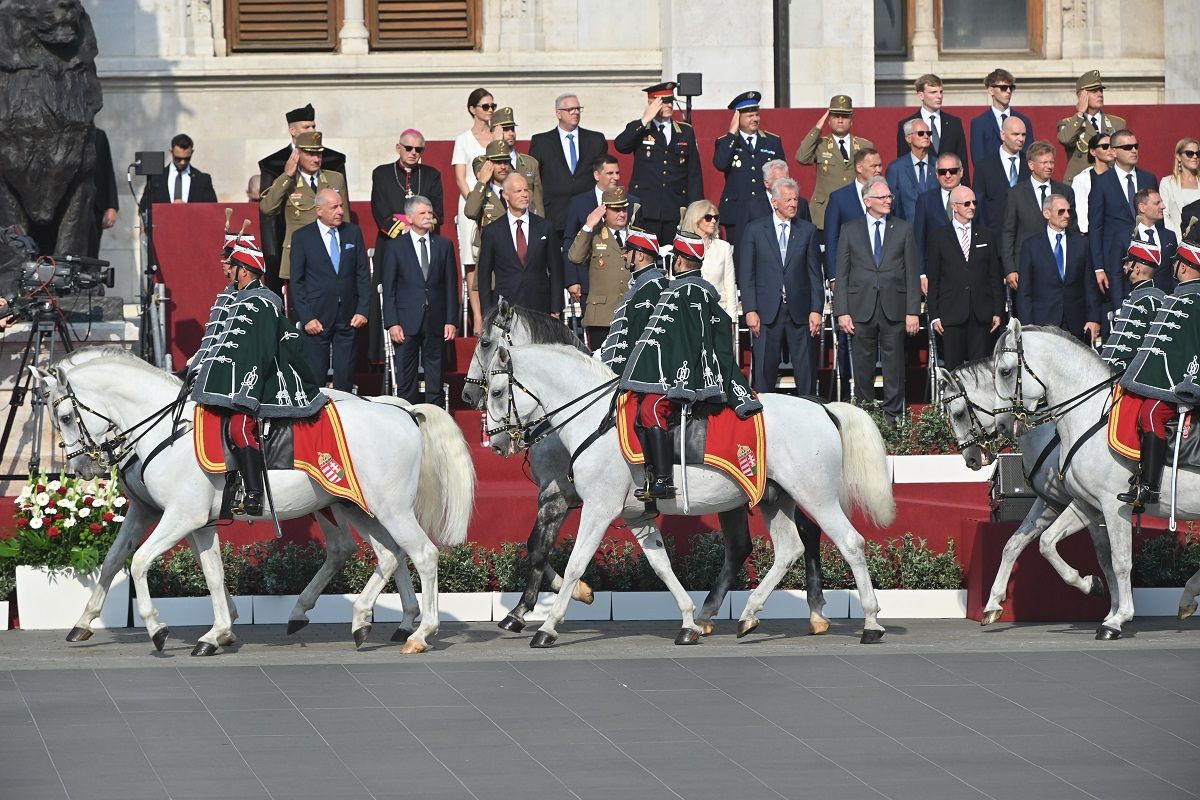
xmin=910 ymin=0 xmax=938 ymax=62
xmin=338 ymin=0 xmax=370 ymax=55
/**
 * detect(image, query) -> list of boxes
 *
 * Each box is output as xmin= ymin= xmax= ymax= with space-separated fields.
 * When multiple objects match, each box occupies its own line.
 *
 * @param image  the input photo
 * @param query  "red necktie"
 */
xmin=515 ymin=219 xmax=528 ymax=264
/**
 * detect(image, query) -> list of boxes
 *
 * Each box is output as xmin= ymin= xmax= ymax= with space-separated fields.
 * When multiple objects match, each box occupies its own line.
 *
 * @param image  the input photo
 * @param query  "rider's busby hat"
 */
xmin=672 ymin=230 xmax=705 ymax=263
xmin=1176 ymin=239 xmax=1200 ymax=271
xmin=622 ymin=228 xmax=659 ymax=258
xmin=1126 ymin=236 xmax=1161 ymax=269
xmin=228 ymin=241 xmax=266 ymax=274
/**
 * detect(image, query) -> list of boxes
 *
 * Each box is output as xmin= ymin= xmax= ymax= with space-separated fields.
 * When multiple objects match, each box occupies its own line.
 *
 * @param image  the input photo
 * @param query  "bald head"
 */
xmin=314 ymin=188 xmax=344 ymax=227
xmin=502 ymin=172 xmax=531 ymax=214
xmin=1000 ymin=116 xmax=1027 ymax=155
xmin=950 ymin=185 xmax=976 ymax=224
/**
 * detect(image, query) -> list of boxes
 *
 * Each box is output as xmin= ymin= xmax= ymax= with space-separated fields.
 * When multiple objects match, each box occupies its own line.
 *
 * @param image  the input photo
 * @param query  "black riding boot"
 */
xmin=232 ymin=445 xmax=265 ymax=516
xmin=644 ymin=427 xmax=677 ymax=500
xmin=1117 ymin=433 xmax=1167 ymax=506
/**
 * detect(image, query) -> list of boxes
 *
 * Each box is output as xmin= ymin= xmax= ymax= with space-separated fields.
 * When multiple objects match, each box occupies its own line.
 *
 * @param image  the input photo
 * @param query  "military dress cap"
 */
xmin=229 ymin=241 xmax=266 ymax=274
xmin=828 ymin=94 xmax=855 ymax=115
xmin=1076 ymin=70 xmax=1106 ymax=92
xmin=484 ymin=140 xmax=514 ymax=162
xmin=643 ymin=81 xmax=677 ymax=99
xmin=295 ymin=131 xmax=324 ymax=151
xmin=222 ymin=231 xmax=256 ymax=258
xmin=728 ymin=91 xmax=762 ymax=112
xmin=1127 ymin=237 xmax=1162 ymax=269
xmin=285 ymin=103 xmax=315 ymax=124
xmin=1177 ymin=240 xmax=1200 ymax=270
xmin=673 ymin=230 xmax=705 ymax=263
xmin=491 ymin=106 xmax=517 ymax=128
xmin=602 ymin=186 xmax=630 ymax=208
xmin=623 ymin=228 xmax=659 ymax=257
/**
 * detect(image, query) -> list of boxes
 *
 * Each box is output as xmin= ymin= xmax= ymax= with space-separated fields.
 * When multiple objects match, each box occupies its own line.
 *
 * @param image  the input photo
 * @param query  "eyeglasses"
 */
xmin=991 ymin=84 xmax=1015 ymax=92
xmin=936 ymin=167 xmax=961 ymax=176
xmin=1052 ymin=208 xmax=1071 ymax=215
xmin=953 ymin=200 xmax=977 ymax=207
xmin=1182 ymin=150 xmax=1200 ymax=159
xmin=558 ymin=106 xmax=584 ymax=114
xmin=702 ymin=213 xmax=720 ymax=222
xmin=1093 ymin=142 xmax=1111 ymax=150
xmin=172 ymin=154 xmax=192 ymax=163
xmin=868 ymin=194 xmax=894 ymax=201
xmin=1113 ymin=143 xmax=1140 ymax=151
xmin=476 ymin=103 xmax=497 ymax=111
xmin=400 ymin=144 xmax=425 ymax=153
xmin=911 ymin=131 xmax=932 ymax=137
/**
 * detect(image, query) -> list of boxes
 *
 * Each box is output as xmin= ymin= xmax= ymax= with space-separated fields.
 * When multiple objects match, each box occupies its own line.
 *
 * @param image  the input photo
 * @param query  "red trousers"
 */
xmin=636 ymin=393 xmax=672 ymax=430
xmin=1136 ymin=396 xmax=1177 ymax=439
xmin=228 ymin=413 xmax=259 ymax=448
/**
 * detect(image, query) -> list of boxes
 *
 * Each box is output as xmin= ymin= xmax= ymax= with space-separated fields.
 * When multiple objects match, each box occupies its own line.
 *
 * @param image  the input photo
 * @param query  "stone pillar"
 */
xmin=910 ymin=0 xmax=938 ymax=62
xmin=1165 ymin=0 xmax=1200 ymax=102
xmin=185 ymin=0 xmax=217 ymax=57
xmin=338 ymin=0 xmax=370 ymax=55
xmin=659 ymin=0 xmax=774 ymax=109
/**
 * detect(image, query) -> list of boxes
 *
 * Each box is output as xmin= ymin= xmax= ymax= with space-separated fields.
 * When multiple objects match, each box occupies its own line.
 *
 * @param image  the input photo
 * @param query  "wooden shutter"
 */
xmin=226 ymin=0 xmax=338 ymax=52
xmin=367 ymin=0 xmax=480 ymax=50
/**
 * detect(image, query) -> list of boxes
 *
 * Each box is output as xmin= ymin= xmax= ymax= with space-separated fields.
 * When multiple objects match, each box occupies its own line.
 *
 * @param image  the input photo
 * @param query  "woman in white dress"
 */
xmin=682 ymin=199 xmax=738 ymax=340
xmin=1159 ymin=137 xmax=1200 ymax=238
xmin=1069 ymin=132 xmax=1113 ymax=234
xmin=451 ymin=88 xmax=496 ymax=332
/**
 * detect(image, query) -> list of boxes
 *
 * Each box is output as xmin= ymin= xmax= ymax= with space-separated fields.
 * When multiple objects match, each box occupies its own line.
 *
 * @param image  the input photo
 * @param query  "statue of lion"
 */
xmin=0 ymin=0 xmax=102 ymax=297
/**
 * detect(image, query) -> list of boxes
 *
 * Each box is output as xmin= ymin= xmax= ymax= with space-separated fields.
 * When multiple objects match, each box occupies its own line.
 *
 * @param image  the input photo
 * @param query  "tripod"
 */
xmin=0 ymin=310 xmax=75 ymax=479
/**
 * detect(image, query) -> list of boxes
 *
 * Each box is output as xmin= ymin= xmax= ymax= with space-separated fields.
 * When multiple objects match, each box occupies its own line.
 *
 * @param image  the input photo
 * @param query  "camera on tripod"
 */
xmin=3 ymin=226 xmax=115 ymax=322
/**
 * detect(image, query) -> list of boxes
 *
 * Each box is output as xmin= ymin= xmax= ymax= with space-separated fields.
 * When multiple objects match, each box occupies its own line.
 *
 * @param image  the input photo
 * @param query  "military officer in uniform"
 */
xmin=259 ymin=131 xmax=348 ymax=313
xmin=614 ymin=82 xmax=704 ymax=247
xmin=491 ymin=106 xmax=544 ymax=216
xmin=1057 ymin=70 xmax=1126 ymax=182
xmin=1117 ymin=236 xmax=1200 ymax=506
xmin=190 ymin=239 xmax=327 ymax=516
xmin=464 ymin=140 xmax=515 ymax=256
xmin=1101 ymin=237 xmax=1167 ymax=372
xmin=712 ymin=91 xmax=782 ymax=251
xmin=566 ymin=185 xmax=638 ymax=348
xmin=795 ymin=94 xmax=874 ymax=232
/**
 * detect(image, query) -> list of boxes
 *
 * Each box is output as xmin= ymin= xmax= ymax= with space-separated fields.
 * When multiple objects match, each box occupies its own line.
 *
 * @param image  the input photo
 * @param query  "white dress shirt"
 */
xmin=168 ymin=165 xmax=192 ymax=201
xmin=991 ymin=106 xmax=1015 ymax=129
xmin=507 ymin=210 xmax=530 ymax=250
xmin=1046 ymin=225 xmax=1068 ymax=268
xmin=558 ymin=126 xmax=580 ymax=171
xmin=1030 ymin=176 xmax=1051 ymax=206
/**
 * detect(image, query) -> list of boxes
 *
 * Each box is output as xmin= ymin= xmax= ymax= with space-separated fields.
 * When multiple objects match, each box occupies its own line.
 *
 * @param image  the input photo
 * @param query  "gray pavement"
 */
xmin=1 ymin=619 xmax=1198 ymax=800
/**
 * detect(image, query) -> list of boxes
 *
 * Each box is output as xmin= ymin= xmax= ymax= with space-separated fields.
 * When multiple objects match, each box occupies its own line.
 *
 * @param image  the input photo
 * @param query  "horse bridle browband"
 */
xmin=462 ymin=312 xmax=515 ymax=392
xmin=938 ymin=371 xmax=997 ymax=452
xmin=995 ymin=326 xmax=1117 ymax=427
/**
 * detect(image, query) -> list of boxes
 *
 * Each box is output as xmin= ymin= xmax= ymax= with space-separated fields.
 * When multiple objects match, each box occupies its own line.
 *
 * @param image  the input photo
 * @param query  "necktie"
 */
xmin=1089 ymin=115 xmax=1098 ymax=130
xmin=172 ymin=169 xmax=183 ymax=201
xmin=1000 ymin=112 xmax=1008 ymax=125
xmin=327 ymin=229 xmax=340 ymax=274
xmin=1126 ymin=173 xmax=1136 ymax=212
xmin=515 ymin=218 xmax=528 ymax=264
xmin=917 ymin=160 xmax=927 ymax=193
xmin=658 ymin=122 xmax=669 ymax=145
xmin=616 ymin=229 xmax=625 ymax=249
xmin=929 ymin=116 xmax=940 ymax=151
xmin=959 ymin=225 xmax=971 ymax=261
xmin=1008 ymin=156 xmax=1018 ymax=187
xmin=310 ymin=175 xmax=318 ymax=192
xmin=566 ymin=133 xmax=577 ymax=172
xmin=1145 ymin=228 xmax=1156 ymax=245
xmin=873 ymin=220 xmax=883 ymax=267
xmin=497 ymin=187 xmax=506 ymax=208
xmin=747 ymin=135 xmax=756 ymax=150
xmin=838 ymin=138 xmax=849 ymax=161
xmin=1054 ymin=233 xmax=1065 ymax=280
xmin=778 ymin=222 xmax=788 ymax=262
xmin=1038 ymin=183 xmax=1047 ymax=206
xmin=945 ymin=192 xmax=954 ymax=221
xmin=418 ymin=235 xmax=429 ymax=279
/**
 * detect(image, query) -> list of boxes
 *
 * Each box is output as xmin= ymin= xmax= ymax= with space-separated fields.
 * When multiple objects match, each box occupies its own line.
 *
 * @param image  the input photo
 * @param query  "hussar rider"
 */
xmin=190 ymin=239 xmax=327 ymax=515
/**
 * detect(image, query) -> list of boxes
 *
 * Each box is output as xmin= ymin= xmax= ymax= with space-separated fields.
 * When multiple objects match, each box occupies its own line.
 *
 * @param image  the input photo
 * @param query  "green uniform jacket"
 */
xmin=1121 ymin=279 xmax=1200 ymax=404
xmin=191 ymin=280 xmax=328 ymax=418
xmin=1100 ymin=279 xmax=1165 ymax=372
xmin=619 ymin=270 xmax=761 ymax=418
xmin=601 ymin=265 xmax=668 ymax=368
xmin=188 ymin=282 xmax=238 ymax=375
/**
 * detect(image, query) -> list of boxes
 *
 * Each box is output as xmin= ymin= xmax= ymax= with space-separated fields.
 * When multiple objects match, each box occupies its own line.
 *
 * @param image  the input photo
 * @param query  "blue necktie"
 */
xmin=873 ymin=220 xmax=883 ymax=267
xmin=1126 ymin=173 xmax=1136 ymax=212
xmin=1054 ymin=233 xmax=1065 ymax=281
xmin=1007 ymin=156 xmax=1018 ymax=187
xmin=917 ymin=160 xmax=927 ymax=193
xmin=328 ymin=229 xmax=340 ymax=274
xmin=567 ymin=133 xmax=577 ymax=173
xmin=778 ymin=222 xmax=788 ymax=263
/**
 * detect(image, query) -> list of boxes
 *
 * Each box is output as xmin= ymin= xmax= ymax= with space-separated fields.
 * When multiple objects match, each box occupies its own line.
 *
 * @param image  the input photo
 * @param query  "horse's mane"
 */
xmin=57 ymin=347 xmax=183 ymax=390
xmin=1013 ymin=325 xmax=1117 ymax=376
xmin=953 ymin=356 xmax=995 ymax=387
xmin=488 ymin=304 xmax=590 ymax=354
xmin=513 ymin=343 xmax=616 ymax=382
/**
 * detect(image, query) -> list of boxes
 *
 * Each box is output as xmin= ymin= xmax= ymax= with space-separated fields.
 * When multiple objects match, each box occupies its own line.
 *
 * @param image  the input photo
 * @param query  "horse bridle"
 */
xmin=993 ymin=325 xmax=1051 ymax=423
xmin=483 ymin=357 xmax=552 ymax=450
xmin=938 ymin=371 xmax=997 ymax=452
xmin=462 ymin=312 xmax=515 ymax=393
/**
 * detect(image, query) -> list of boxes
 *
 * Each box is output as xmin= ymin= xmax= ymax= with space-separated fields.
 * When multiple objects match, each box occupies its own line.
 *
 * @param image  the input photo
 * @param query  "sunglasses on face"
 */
xmin=1114 ymin=143 xmax=1139 ymax=151
xmin=400 ymin=144 xmax=425 ymax=153
xmin=1182 ymin=150 xmax=1200 ymax=159
xmin=476 ymin=103 xmax=497 ymax=111
xmin=953 ymin=200 xmax=977 ymax=207
xmin=173 ymin=155 xmax=192 ymax=163
xmin=702 ymin=213 xmax=720 ymax=222
xmin=911 ymin=131 xmax=932 ymax=137
xmin=937 ymin=167 xmax=961 ymax=176
xmin=992 ymin=84 xmax=1015 ymax=92
xmin=1052 ymin=208 xmax=1070 ymax=215
xmin=1093 ymin=142 xmax=1111 ymax=150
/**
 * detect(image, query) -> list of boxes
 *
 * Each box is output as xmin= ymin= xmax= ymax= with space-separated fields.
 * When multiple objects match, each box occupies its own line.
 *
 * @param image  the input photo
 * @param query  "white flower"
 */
xmin=34 ymin=492 xmax=50 ymax=506
xmin=58 ymin=498 xmax=76 ymax=510
xmin=29 ymin=517 xmax=43 ymax=529
xmin=77 ymin=506 xmax=90 ymax=518
xmin=113 ymin=497 xmax=127 ymax=508
xmin=63 ymin=516 xmax=77 ymax=528
xmin=112 ymin=515 xmax=125 ymax=523
xmin=47 ymin=480 xmax=61 ymax=492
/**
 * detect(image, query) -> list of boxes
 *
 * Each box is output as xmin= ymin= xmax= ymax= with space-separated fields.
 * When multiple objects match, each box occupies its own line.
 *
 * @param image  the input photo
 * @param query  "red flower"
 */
xmin=48 ymin=526 xmax=59 ymax=538
xmin=46 ymin=504 xmax=56 ymax=513
xmin=56 ymin=486 xmax=67 ymax=496
xmin=14 ymin=517 xmax=26 ymax=527
xmin=36 ymin=484 xmax=45 ymax=492
xmin=82 ymin=496 xmax=94 ymax=506
xmin=89 ymin=523 xmax=102 ymax=533
xmin=54 ymin=514 xmax=62 ymax=521
xmin=102 ymin=512 xmax=114 ymax=522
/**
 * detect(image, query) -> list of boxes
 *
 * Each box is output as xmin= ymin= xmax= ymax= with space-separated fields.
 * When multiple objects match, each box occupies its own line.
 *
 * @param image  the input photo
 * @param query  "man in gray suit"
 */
xmin=1001 ymin=140 xmax=1075 ymax=290
xmin=833 ymin=176 xmax=922 ymax=426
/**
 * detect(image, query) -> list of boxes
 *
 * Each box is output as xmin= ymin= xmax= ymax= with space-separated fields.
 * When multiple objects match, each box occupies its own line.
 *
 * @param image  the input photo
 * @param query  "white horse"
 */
xmin=993 ymin=321 xmax=1200 ymax=634
xmin=937 ymin=364 xmax=1116 ymax=624
xmin=485 ymin=343 xmax=895 ymax=646
xmin=33 ymin=348 xmax=474 ymax=655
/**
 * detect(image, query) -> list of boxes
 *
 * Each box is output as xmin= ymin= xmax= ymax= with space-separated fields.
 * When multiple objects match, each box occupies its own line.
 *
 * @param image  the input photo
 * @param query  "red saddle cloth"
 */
xmin=615 ymin=391 xmax=767 ymax=505
xmin=1107 ymin=386 xmax=1193 ymax=460
xmin=193 ymin=402 xmax=369 ymax=513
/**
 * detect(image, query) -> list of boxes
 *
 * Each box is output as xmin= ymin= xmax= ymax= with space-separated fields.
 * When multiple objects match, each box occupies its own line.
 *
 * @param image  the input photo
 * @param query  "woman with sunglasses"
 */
xmin=1159 ymin=137 xmax=1200 ymax=238
xmin=451 ymin=88 xmax=497 ymax=332
xmin=681 ymin=200 xmax=737 ymax=328
xmin=1070 ymin=132 xmax=1114 ymax=234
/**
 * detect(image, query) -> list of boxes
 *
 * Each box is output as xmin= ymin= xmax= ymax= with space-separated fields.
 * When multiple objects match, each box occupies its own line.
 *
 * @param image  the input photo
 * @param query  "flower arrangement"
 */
xmin=0 ymin=468 xmax=128 ymax=573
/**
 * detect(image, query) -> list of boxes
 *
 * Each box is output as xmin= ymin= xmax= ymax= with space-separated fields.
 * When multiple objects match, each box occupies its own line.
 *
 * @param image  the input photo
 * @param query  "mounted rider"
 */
xmin=616 ymin=229 xmax=761 ymax=500
xmin=1100 ymin=237 xmax=1167 ymax=372
xmin=600 ymin=227 xmax=666 ymax=367
xmin=1115 ymin=233 xmax=1200 ymax=506
xmin=189 ymin=237 xmax=327 ymax=515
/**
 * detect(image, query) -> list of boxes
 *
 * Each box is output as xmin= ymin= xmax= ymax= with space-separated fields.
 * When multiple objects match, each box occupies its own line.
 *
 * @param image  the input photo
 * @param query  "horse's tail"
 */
xmin=826 ymin=402 xmax=895 ymax=528
xmin=409 ymin=403 xmax=475 ymax=547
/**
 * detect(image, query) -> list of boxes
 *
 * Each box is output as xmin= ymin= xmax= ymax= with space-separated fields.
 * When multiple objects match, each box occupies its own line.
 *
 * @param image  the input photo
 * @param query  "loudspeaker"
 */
xmin=990 ymin=452 xmax=1035 ymax=521
xmin=676 ymin=72 xmax=703 ymax=97
xmin=134 ymin=151 xmax=165 ymax=176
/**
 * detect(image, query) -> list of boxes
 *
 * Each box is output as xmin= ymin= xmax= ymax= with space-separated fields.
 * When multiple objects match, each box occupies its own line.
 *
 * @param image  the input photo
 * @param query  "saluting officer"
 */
xmin=614 ymin=81 xmax=704 ymax=246
xmin=464 ymin=140 xmax=515 ymax=256
xmin=565 ymin=185 xmax=639 ymax=349
xmin=1057 ymin=70 xmax=1126 ymax=182
xmin=795 ymin=94 xmax=874 ymax=232
xmin=713 ymin=90 xmax=781 ymax=251
xmin=491 ymin=106 xmax=545 ymax=216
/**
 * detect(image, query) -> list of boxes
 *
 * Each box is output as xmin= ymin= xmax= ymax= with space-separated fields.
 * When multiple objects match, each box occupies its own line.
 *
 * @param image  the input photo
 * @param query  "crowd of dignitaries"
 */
xmin=140 ymin=68 xmax=1199 ymax=410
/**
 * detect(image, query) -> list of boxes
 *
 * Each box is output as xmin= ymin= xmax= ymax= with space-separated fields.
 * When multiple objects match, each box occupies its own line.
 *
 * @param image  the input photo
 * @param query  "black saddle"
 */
xmin=219 ymin=416 xmax=295 ymax=470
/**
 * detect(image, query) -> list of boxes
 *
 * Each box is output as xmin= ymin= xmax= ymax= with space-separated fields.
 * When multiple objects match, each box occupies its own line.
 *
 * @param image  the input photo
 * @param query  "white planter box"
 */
xmin=492 ymin=591 xmax=613 ymax=622
xmin=891 ymin=454 xmax=993 ymax=484
xmin=611 ymin=590 xmax=730 ymax=621
xmin=153 ymin=596 xmax=252 ymax=627
xmin=15 ymin=565 xmax=129 ymax=629
xmin=1133 ymin=587 xmax=1187 ymax=616
xmin=729 ymin=588 xmax=853 ymax=620
xmin=850 ymin=588 xmax=968 ymax=619
xmin=374 ymin=591 xmax=493 ymax=623
xmin=252 ymin=594 xmax=360 ymax=624
xmin=0 ymin=601 xmax=8 ymax=631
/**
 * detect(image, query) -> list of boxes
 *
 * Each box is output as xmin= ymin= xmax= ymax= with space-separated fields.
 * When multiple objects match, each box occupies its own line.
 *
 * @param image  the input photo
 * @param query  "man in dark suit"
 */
xmin=1131 ymin=188 xmax=1178 ymax=294
xmin=289 ymin=188 xmax=369 ymax=391
xmin=614 ymin=82 xmax=704 ymax=245
xmin=88 ymin=127 xmax=118 ymax=258
xmin=926 ymin=186 xmax=1003 ymax=368
xmin=885 ymin=118 xmax=933 ymax=222
xmin=912 ymin=153 xmax=964 ymax=269
xmin=476 ymin=173 xmax=563 ymax=316
xmin=1017 ymin=193 xmax=1102 ymax=344
xmin=833 ymin=177 xmax=922 ymax=425
xmin=259 ymin=104 xmax=348 ymax=294
xmin=713 ymin=90 xmax=784 ymax=250
xmin=528 ymin=93 xmax=607 ymax=240
xmin=895 ymin=74 xmax=970 ymax=186
xmin=973 ymin=116 xmax=1028 ymax=234
xmin=1089 ymin=129 xmax=1159 ymax=311
xmin=138 ymin=133 xmax=217 ymax=210
xmin=382 ymin=195 xmax=459 ymax=406
xmin=1002 ymin=140 xmax=1074 ymax=291
xmin=737 ymin=178 xmax=823 ymax=394
xmin=824 ymin=148 xmax=882 ymax=282
xmin=969 ymin=68 xmax=1034 ymax=169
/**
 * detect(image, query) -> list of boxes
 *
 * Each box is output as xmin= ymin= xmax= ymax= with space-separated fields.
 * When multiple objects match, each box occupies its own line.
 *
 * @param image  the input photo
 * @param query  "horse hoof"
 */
xmin=190 ymin=641 xmax=219 ymax=657
xmin=151 ymin=627 xmax=170 ymax=652
xmin=1095 ymin=625 xmax=1122 ymax=641
xmin=1087 ymin=578 xmax=1107 ymax=598
xmin=529 ymin=630 xmax=558 ymax=649
xmin=860 ymin=628 xmax=885 ymax=644
xmin=286 ymin=619 xmax=309 ymax=635
xmin=674 ymin=627 xmax=701 ymax=646
xmin=65 ymin=626 xmax=93 ymax=642
xmin=497 ymin=614 xmax=526 ymax=633
xmin=573 ymin=580 xmax=595 ymax=605
xmin=353 ymin=625 xmax=371 ymax=649
xmin=697 ymin=620 xmax=715 ymax=636
xmin=1179 ymin=603 xmax=1197 ymax=621
xmin=980 ymin=609 xmax=1004 ymax=626
xmin=809 ymin=618 xmax=830 ymax=636
xmin=390 ymin=627 xmax=412 ymax=643
xmin=399 ymin=638 xmax=429 ymax=655
xmin=736 ymin=618 xmax=759 ymax=639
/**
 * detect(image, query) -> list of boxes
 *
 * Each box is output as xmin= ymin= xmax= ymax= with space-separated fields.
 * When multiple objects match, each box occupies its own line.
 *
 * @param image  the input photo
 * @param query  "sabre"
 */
xmin=379 ymin=284 xmax=398 ymax=396
xmin=679 ymin=402 xmax=690 ymax=514
xmin=258 ymin=423 xmax=285 ymax=540
xmin=847 ymin=332 xmax=856 ymax=402
xmin=1169 ymin=405 xmax=1189 ymax=532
